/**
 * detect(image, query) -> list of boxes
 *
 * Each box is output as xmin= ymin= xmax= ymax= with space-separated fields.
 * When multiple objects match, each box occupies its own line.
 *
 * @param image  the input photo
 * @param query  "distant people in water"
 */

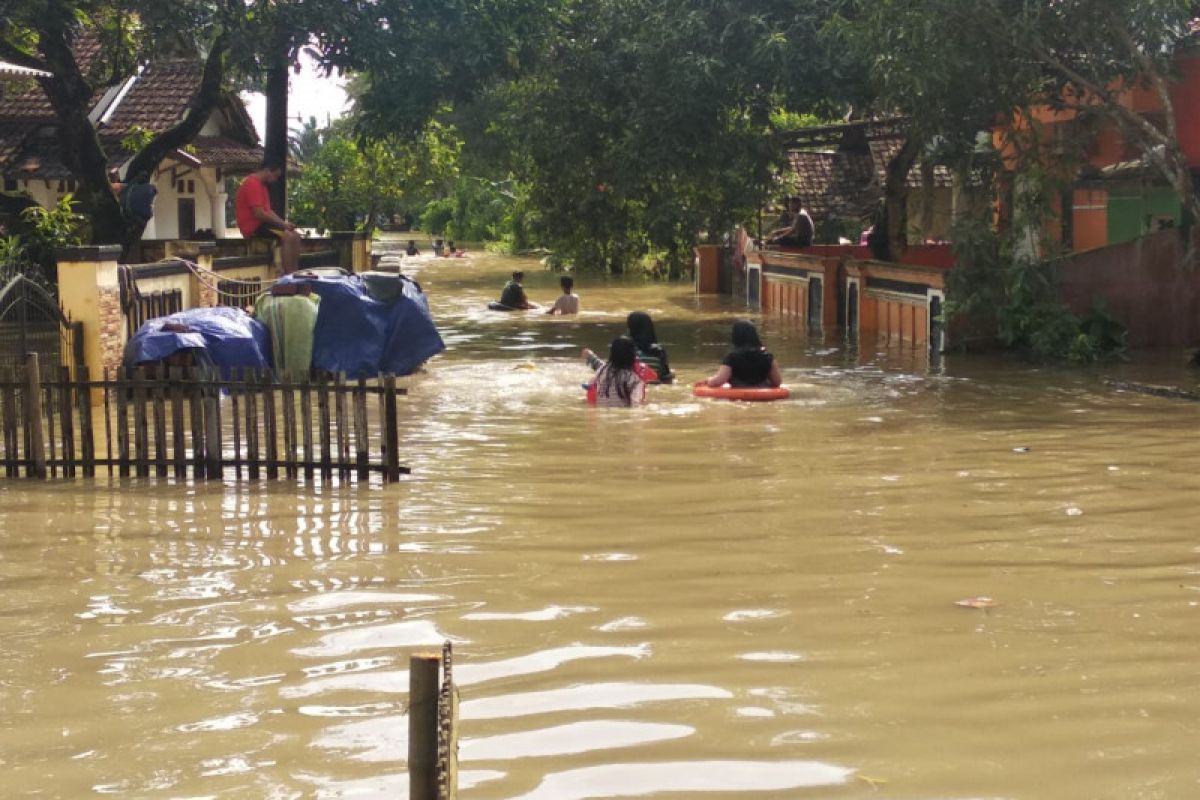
xmin=497 ymin=271 xmax=536 ymax=309
xmin=405 ymin=239 xmax=420 ymax=256
xmin=433 ymin=238 xmax=445 ymax=256
xmin=626 ymin=311 xmax=673 ymax=383
xmin=701 ymin=320 xmax=782 ymax=388
xmin=546 ymin=276 xmax=580 ymax=315
xmin=582 ymin=336 xmax=647 ymax=407
xmin=766 ymin=202 xmax=815 ymax=248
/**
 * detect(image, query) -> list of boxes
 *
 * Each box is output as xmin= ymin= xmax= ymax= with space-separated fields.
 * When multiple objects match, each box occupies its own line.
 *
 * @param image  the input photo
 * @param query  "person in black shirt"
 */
xmin=701 ymin=320 xmax=782 ymax=388
xmin=625 ymin=311 xmax=673 ymax=383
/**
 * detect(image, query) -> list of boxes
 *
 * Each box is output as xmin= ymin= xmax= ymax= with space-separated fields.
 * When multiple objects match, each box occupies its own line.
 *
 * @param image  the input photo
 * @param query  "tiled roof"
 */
xmin=868 ymin=138 xmax=953 ymax=190
xmin=187 ymin=136 xmax=264 ymax=171
xmin=784 ymin=122 xmax=952 ymax=223
xmin=1 ymin=45 xmax=258 ymax=180
xmin=101 ymin=60 xmax=199 ymax=135
xmin=786 ymin=148 xmax=880 ymax=221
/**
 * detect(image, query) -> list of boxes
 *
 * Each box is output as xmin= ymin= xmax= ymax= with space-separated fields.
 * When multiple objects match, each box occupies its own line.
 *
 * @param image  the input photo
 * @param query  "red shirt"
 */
xmin=235 ymin=173 xmax=271 ymax=237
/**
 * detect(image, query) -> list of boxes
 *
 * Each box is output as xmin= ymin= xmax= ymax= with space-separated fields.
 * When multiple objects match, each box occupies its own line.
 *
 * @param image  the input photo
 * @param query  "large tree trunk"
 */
xmin=883 ymin=136 xmax=921 ymax=262
xmin=264 ymin=44 xmax=290 ymax=219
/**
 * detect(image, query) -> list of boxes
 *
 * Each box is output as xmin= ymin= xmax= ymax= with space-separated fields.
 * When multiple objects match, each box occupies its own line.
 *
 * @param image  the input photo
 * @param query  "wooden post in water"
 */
xmin=3 ymin=367 xmax=20 ymax=477
xmin=354 ymin=376 xmax=369 ymax=480
xmin=409 ymin=652 xmax=441 ymax=800
xmin=59 ymin=366 xmax=76 ymax=478
xmin=77 ymin=365 xmax=95 ymax=478
xmin=383 ymin=373 xmax=400 ymax=483
xmin=24 ymin=353 xmax=46 ymax=478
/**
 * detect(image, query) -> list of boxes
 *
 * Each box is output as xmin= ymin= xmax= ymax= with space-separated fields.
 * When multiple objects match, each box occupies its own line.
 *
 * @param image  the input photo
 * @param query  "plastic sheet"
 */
xmin=123 ymin=306 xmax=272 ymax=373
xmin=278 ymin=272 xmax=444 ymax=378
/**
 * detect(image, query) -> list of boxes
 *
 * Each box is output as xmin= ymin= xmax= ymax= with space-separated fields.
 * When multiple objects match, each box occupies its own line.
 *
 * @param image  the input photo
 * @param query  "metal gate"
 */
xmin=0 ymin=274 xmax=82 ymax=375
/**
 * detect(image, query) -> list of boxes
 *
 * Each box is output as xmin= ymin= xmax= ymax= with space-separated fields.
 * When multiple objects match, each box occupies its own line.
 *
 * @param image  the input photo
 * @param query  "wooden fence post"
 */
xmin=24 ymin=353 xmax=46 ymax=478
xmin=409 ymin=652 xmax=441 ymax=800
xmin=383 ymin=373 xmax=400 ymax=483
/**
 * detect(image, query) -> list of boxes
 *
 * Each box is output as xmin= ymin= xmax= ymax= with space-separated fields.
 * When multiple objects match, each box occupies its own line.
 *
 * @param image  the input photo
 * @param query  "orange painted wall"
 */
xmin=1072 ymin=188 xmax=1109 ymax=250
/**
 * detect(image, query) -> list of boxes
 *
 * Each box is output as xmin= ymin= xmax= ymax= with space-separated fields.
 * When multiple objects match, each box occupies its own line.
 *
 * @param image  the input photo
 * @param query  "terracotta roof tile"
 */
xmin=784 ymin=121 xmax=954 ymax=224
xmin=100 ymin=60 xmax=200 ymax=135
xmin=187 ymin=136 xmax=264 ymax=171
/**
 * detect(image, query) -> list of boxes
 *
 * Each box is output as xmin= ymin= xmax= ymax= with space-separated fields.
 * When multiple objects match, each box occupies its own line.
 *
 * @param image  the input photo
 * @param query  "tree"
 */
xmin=290 ymin=119 xmax=460 ymax=237
xmin=1 ymin=0 xmax=549 ymax=254
xmin=848 ymin=0 xmax=1200 ymax=250
xmin=1 ymin=1 xmax=245 ymax=253
xmin=460 ymin=0 xmax=854 ymax=275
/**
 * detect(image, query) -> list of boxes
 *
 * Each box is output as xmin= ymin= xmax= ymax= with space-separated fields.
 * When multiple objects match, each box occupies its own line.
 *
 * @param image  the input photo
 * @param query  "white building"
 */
xmin=1 ymin=54 xmax=262 ymax=240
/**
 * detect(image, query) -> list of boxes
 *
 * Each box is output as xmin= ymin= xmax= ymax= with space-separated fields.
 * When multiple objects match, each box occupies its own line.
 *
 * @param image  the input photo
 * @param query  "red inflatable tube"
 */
xmin=692 ymin=384 xmax=790 ymax=402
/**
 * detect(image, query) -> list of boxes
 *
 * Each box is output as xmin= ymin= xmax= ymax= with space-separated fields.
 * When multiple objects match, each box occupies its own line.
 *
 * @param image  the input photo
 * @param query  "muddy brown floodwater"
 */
xmin=2 ymin=251 xmax=1199 ymax=798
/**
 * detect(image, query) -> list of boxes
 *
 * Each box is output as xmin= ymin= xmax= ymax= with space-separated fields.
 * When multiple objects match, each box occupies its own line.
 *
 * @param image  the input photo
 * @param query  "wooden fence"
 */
xmin=124 ymin=288 xmax=184 ymax=338
xmin=0 ymin=354 xmax=407 ymax=483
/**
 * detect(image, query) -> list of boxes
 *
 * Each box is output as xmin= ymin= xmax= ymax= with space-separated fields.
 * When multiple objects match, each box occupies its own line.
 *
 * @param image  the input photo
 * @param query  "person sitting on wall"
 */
xmin=235 ymin=159 xmax=301 ymax=274
xmin=766 ymin=203 xmax=815 ymax=248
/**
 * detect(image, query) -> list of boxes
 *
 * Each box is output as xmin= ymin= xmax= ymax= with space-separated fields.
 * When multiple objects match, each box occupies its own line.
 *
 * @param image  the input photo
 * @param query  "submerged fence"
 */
xmin=0 ymin=353 xmax=407 ymax=482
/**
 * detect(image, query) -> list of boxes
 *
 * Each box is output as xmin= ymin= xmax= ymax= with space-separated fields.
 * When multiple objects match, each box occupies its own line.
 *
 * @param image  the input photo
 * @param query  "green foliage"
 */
xmin=467 ymin=0 xmax=852 ymax=275
xmin=945 ymin=204 xmax=1127 ymax=363
xmin=418 ymin=176 xmax=535 ymax=251
xmin=290 ymin=118 xmax=461 ymax=236
xmin=120 ymin=125 xmax=155 ymax=155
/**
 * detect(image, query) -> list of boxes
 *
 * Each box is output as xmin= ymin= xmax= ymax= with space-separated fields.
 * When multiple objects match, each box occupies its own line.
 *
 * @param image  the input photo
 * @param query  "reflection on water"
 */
xmin=2 ymin=252 xmax=1200 ymax=797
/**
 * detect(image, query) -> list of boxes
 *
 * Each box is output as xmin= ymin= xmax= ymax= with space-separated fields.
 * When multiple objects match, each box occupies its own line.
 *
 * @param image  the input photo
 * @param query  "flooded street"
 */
xmin=2 ymin=252 xmax=1199 ymax=798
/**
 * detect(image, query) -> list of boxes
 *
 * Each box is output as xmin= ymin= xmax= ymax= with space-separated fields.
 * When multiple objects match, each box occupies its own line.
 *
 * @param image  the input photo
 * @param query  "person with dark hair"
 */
xmin=546 ymin=275 xmax=579 ymax=315
xmin=235 ymin=159 xmax=300 ymax=274
xmin=701 ymin=320 xmax=782 ymax=388
xmin=625 ymin=311 xmax=673 ymax=383
xmin=497 ymin=271 xmax=535 ymax=309
xmin=766 ymin=200 xmax=815 ymax=248
xmin=581 ymin=336 xmax=646 ymax=407
xmin=405 ymin=239 xmax=420 ymax=256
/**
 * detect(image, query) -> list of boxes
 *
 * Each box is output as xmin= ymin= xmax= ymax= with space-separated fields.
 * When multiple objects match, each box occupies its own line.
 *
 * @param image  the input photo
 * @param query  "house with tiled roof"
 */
xmin=780 ymin=119 xmax=956 ymax=243
xmin=0 ymin=51 xmax=263 ymax=240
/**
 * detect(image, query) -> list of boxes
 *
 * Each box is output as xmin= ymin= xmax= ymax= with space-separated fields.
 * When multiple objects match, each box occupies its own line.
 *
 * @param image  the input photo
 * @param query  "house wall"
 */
xmin=142 ymin=162 xmax=226 ymax=240
xmin=1106 ymin=186 xmax=1182 ymax=244
xmin=1072 ymin=188 xmax=1109 ymax=251
xmin=1057 ymin=228 xmax=1200 ymax=347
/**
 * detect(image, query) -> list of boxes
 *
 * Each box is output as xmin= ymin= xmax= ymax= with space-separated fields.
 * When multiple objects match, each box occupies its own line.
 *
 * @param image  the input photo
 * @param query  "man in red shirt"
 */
xmin=235 ymin=160 xmax=300 ymax=274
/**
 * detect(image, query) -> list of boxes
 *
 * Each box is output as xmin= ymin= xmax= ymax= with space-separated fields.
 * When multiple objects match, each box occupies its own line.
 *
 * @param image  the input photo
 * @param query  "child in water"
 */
xmin=701 ymin=320 xmax=782 ymax=388
xmin=581 ymin=336 xmax=647 ymax=407
xmin=625 ymin=311 xmax=673 ymax=383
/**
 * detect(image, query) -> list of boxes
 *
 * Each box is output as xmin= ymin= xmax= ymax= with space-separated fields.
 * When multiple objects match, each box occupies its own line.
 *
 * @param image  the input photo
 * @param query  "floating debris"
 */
xmin=955 ymin=596 xmax=998 ymax=609
xmin=1012 ymin=446 xmax=1031 ymax=453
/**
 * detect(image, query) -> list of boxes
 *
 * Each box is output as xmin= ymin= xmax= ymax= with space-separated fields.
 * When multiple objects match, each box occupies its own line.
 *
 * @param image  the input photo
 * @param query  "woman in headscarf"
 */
xmin=625 ymin=311 xmax=673 ymax=383
xmin=700 ymin=320 xmax=781 ymax=388
xmin=581 ymin=336 xmax=647 ymax=407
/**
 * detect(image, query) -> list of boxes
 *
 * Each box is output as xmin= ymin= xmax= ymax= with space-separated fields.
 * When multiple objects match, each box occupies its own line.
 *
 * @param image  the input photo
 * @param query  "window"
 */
xmin=2 ymin=178 xmax=15 ymax=192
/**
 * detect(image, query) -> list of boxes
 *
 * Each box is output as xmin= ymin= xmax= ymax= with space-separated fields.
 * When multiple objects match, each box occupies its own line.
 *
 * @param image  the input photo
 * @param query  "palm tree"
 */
xmin=288 ymin=116 xmax=324 ymax=164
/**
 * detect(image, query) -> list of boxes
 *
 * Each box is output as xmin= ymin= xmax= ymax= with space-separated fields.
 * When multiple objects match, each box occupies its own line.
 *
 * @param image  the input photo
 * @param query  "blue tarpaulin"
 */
xmin=277 ymin=272 xmax=444 ymax=378
xmin=124 ymin=306 xmax=272 ymax=373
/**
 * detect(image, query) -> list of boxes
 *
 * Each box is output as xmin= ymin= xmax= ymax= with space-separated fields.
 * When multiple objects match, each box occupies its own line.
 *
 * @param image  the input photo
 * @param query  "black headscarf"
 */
xmin=626 ymin=311 xmax=658 ymax=351
xmin=731 ymin=319 xmax=763 ymax=350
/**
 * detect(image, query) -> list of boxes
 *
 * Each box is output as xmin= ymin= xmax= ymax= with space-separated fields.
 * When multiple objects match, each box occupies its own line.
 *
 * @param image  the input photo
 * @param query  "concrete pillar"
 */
xmin=332 ymin=231 xmax=371 ymax=273
xmin=167 ymin=241 xmax=218 ymax=307
xmin=56 ymin=245 xmax=125 ymax=380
